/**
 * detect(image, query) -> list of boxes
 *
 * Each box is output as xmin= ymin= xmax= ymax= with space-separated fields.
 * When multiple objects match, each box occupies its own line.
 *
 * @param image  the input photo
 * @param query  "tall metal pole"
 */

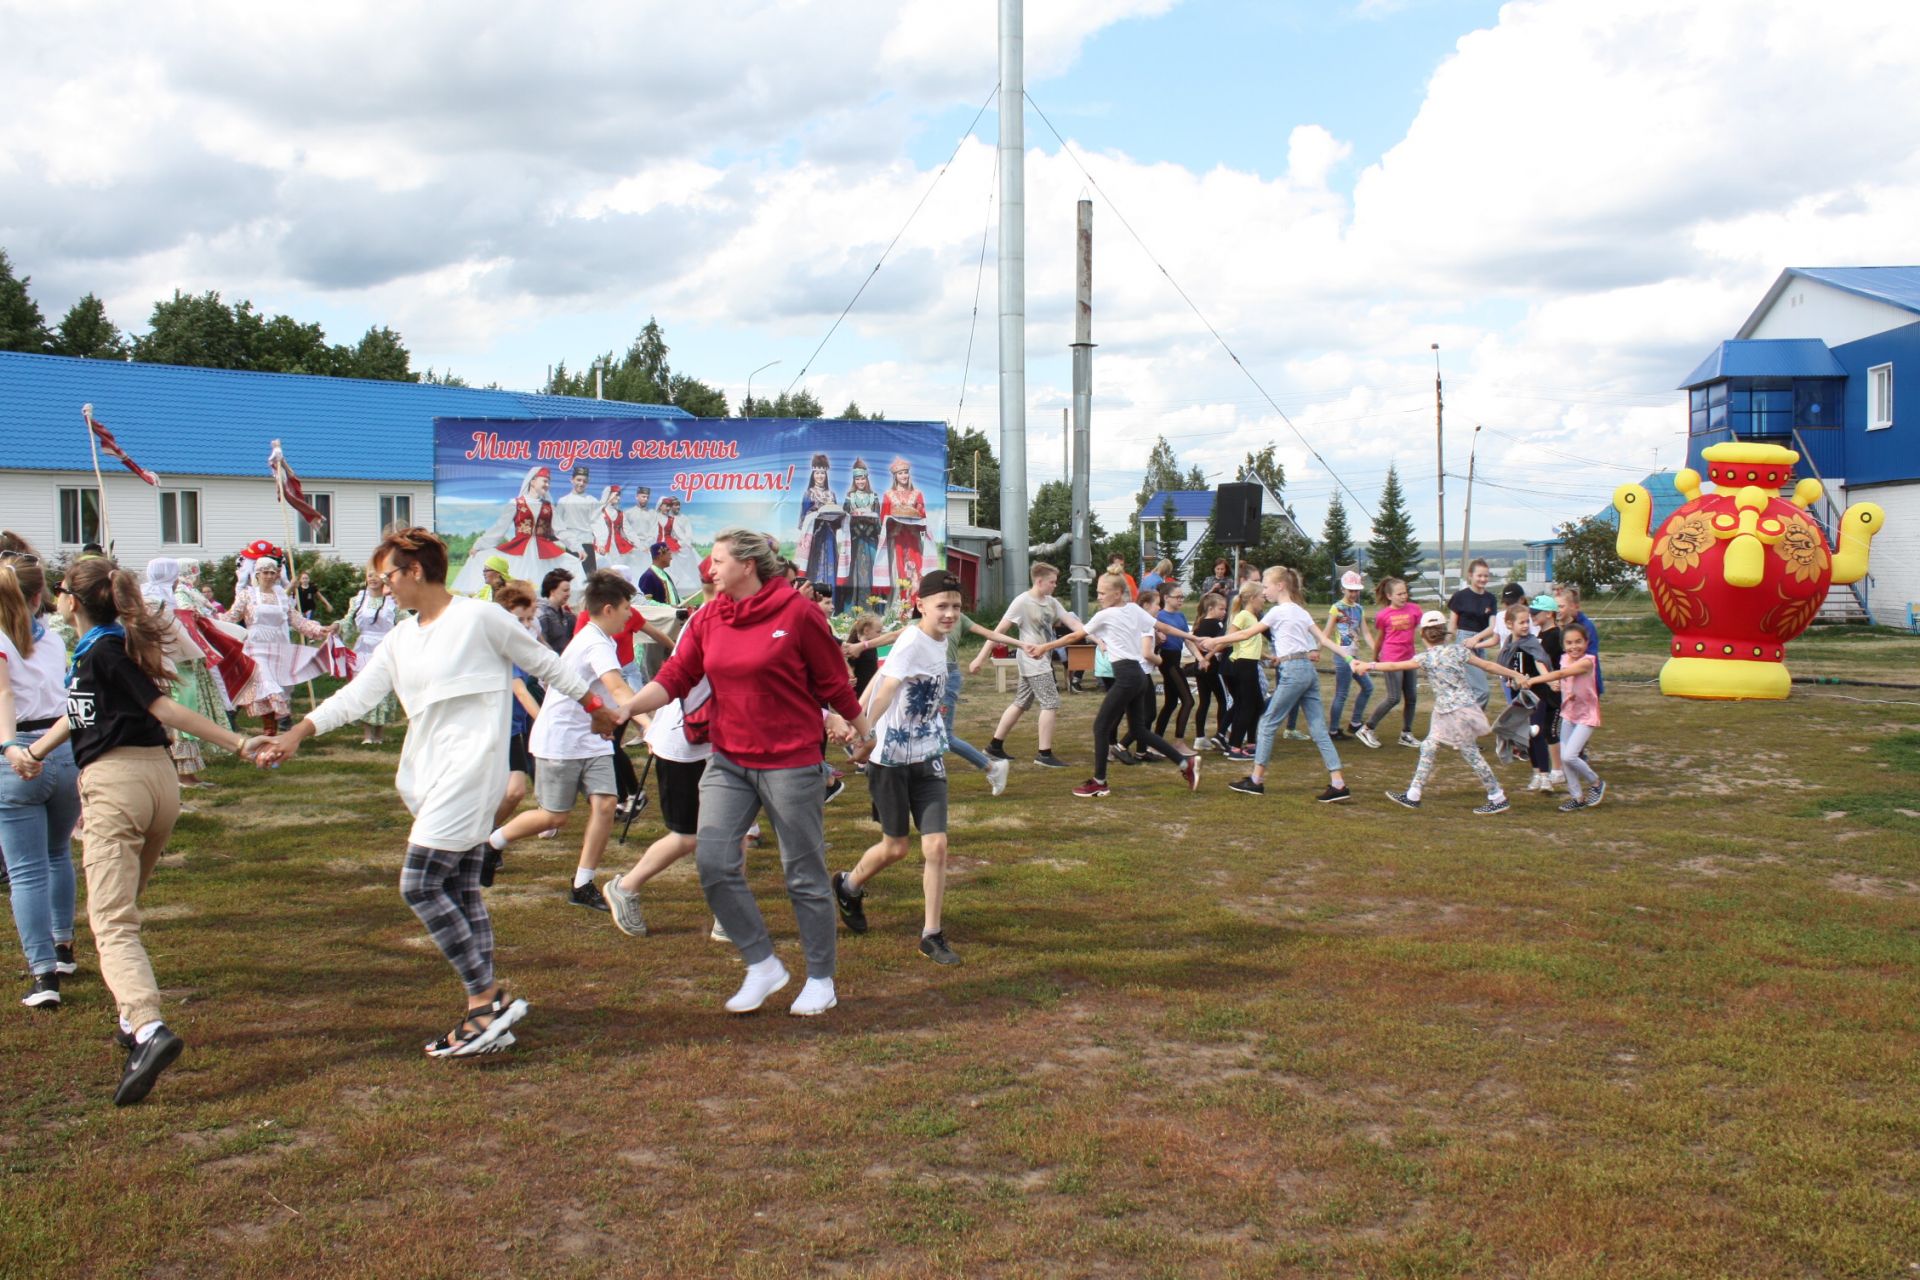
xmin=1460 ymin=424 xmax=1480 ymax=580
xmin=1070 ymin=198 xmax=1094 ymax=619
xmin=997 ymin=0 xmax=1029 ymax=600
xmin=1431 ymin=343 xmax=1446 ymax=597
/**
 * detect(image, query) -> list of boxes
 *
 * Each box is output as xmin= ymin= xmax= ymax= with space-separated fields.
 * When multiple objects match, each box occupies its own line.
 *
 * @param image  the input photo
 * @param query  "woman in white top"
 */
xmin=1203 ymin=564 xmax=1352 ymax=802
xmin=342 ymin=566 xmax=403 ymax=744
xmin=227 ymin=558 xmax=335 ymax=733
xmin=0 ymin=549 xmax=83 ymax=1007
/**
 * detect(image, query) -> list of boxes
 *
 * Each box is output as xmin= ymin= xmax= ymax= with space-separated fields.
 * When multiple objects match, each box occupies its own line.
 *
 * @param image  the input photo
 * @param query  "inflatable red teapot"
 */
xmin=1612 ymin=442 xmax=1883 ymax=700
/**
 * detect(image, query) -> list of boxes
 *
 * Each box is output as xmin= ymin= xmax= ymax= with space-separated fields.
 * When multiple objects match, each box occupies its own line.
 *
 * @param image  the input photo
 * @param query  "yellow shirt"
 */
xmin=1230 ymin=609 xmax=1265 ymax=661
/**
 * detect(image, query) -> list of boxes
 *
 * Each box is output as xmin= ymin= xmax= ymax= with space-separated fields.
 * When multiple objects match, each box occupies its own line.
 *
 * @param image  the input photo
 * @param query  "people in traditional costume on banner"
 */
xmin=227 ymin=558 xmax=335 ymax=734
xmin=594 ymin=484 xmax=638 ymax=572
xmin=343 ymin=567 xmax=404 ymax=745
xmin=657 ymin=495 xmax=704 ymax=599
xmin=798 ymin=452 xmax=846 ymax=599
xmin=879 ymin=457 xmax=928 ymax=600
xmin=841 ymin=458 xmax=882 ymax=613
xmin=553 ymin=465 xmax=602 ymax=573
xmin=451 ymin=466 xmax=583 ymax=595
xmin=140 ymin=559 xmax=226 ymax=786
xmin=626 ymin=488 xmax=664 ymax=570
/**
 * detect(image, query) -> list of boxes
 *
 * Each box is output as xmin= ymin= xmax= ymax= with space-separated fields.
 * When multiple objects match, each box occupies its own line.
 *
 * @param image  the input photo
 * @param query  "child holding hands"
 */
xmin=1354 ymin=610 xmax=1518 ymax=815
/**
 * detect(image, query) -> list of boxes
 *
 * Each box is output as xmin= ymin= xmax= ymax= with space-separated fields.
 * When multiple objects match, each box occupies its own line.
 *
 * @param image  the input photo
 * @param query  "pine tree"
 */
xmin=1321 ymin=492 xmax=1353 ymax=568
xmin=0 ymin=250 xmax=53 ymax=354
xmin=1366 ymin=464 xmax=1421 ymax=583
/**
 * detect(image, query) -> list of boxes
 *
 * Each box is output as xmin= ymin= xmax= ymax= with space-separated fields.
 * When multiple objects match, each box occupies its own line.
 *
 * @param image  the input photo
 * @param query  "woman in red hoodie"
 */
xmin=623 ymin=528 xmax=870 ymax=1017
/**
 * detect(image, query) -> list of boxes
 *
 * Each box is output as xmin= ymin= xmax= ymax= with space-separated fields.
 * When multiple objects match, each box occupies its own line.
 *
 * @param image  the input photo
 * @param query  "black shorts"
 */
xmin=508 ymin=731 xmax=533 ymax=777
xmin=867 ymin=757 xmax=948 ymax=838
xmin=656 ymin=755 xmax=706 ymax=836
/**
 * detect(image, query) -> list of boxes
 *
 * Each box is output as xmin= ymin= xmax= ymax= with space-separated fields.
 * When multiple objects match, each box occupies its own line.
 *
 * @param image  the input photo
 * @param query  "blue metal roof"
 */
xmin=1137 ymin=490 xmax=1222 ymax=520
xmin=1677 ymin=339 xmax=1846 ymax=389
xmin=0 ymin=352 xmax=689 ymax=481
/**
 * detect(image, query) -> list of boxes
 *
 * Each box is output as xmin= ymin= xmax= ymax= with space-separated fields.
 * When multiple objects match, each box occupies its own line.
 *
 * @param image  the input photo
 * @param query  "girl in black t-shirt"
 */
xmin=19 ymin=559 xmax=262 ymax=1106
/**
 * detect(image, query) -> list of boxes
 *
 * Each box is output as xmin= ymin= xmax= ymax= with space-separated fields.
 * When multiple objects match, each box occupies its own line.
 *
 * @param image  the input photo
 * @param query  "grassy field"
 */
xmin=3 ymin=626 xmax=1919 ymax=1278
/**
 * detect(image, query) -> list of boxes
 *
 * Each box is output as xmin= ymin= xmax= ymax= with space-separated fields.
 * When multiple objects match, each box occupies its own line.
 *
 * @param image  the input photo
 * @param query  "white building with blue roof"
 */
xmin=1677 ymin=266 xmax=1920 ymax=626
xmin=0 ymin=351 xmax=686 ymax=567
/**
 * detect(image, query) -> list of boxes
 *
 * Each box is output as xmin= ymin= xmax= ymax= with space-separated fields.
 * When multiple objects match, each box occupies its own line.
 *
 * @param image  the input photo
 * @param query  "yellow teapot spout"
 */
xmin=1831 ymin=503 xmax=1885 ymax=585
xmin=1612 ymin=483 xmax=1654 ymax=566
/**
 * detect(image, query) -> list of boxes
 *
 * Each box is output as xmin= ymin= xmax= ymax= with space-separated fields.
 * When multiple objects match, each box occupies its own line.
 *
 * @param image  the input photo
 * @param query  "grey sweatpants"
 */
xmin=696 ymin=752 xmax=837 ymax=979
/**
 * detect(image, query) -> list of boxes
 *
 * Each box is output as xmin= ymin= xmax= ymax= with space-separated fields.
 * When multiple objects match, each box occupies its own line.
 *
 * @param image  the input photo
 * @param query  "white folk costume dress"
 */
xmin=553 ymin=482 xmax=602 ymax=565
xmin=228 ymin=569 xmax=331 ymax=720
xmin=142 ymin=558 xmax=225 ymax=777
xmin=656 ymin=500 xmax=704 ymax=599
xmin=343 ymin=587 xmax=404 ymax=727
xmin=625 ymin=499 xmax=665 ymax=574
xmin=451 ymin=466 xmax=584 ymax=594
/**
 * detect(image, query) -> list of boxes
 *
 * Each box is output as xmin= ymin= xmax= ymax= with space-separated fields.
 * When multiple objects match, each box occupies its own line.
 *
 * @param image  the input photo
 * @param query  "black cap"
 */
xmin=1499 ymin=583 xmax=1526 ymax=604
xmin=917 ymin=569 xmax=963 ymax=599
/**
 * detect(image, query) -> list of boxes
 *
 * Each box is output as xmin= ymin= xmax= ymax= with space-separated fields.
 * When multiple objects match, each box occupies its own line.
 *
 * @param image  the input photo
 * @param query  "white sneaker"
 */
xmin=724 ymin=958 xmax=789 ymax=1013
xmin=1548 ymin=769 xmax=1565 ymax=787
xmin=1355 ymin=726 xmax=1382 ymax=749
xmin=709 ymin=917 xmax=732 ymax=943
xmin=789 ymin=976 xmax=837 ymax=1017
xmin=985 ymin=757 xmax=1011 ymax=797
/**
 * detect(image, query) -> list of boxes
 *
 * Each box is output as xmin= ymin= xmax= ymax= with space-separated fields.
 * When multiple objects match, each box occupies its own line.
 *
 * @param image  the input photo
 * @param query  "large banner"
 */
xmin=434 ymin=416 xmax=947 ymax=610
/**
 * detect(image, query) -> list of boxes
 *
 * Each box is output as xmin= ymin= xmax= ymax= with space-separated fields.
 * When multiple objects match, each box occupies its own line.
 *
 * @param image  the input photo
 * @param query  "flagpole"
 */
xmin=271 ymin=444 xmax=318 ymax=713
xmin=81 ymin=404 xmax=115 ymax=555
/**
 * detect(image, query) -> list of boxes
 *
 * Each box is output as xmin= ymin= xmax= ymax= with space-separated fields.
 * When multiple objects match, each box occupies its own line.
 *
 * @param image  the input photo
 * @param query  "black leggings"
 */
xmin=1367 ymin=669 xmax=1419 ymax=733
xmin=1226 ymin=658 xmax=1264 ymax=747
xmin=1095 ymin=663 xmax=1184 ymax=782
xmin=1154 ymin=659 xmax=1194 ymax=741
xmin=1192 ymin=663 xmax=1228 ymax=740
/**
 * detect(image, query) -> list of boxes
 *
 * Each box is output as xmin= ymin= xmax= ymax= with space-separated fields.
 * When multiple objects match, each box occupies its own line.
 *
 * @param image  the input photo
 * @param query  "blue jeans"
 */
xmin=0 ymin=738 xmax=81 ymax=976
xmin=1329 ymin=656 xmax=1373 ymax=728
xmin=943 ymin=664 xmax=990 ymax=771
xmin=1254 ymin=659 xmax=1342 ymax=773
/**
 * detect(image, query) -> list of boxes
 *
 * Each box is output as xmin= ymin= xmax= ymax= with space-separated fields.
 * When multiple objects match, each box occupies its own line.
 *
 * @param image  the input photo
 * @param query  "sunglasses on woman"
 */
xmin=0 ymin=550 xmax=39 ymax=566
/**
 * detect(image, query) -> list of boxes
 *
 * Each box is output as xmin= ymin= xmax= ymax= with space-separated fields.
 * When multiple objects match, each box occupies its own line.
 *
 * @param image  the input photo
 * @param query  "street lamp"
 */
xmin=746 ymin=359 xmax=781 ymax=417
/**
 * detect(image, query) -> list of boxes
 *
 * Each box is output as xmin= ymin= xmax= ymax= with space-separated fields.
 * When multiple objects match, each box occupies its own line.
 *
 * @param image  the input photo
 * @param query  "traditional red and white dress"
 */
xmin=452 ymin=466 xmax=585 ymax=593
xmin=596 ymin=486 xmax=638 ymax=562
xmin=227 ymin=566 xmax=331 ymax=719
xmin=880 ymin=483 xmax=928 ymax=594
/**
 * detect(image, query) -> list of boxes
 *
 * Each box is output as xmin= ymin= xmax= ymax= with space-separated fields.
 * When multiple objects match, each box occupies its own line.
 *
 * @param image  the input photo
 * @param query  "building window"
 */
xmin=298 ymin=492 xmax=334 ymax=546
xmin=159 ymin=489 xmax=201 ymax=546
xmin=378 ymin=493 xmax=413 ymax=532
xmin=1868 ymin=363 xmax=1893 ymax=430
xmin=58 ymin=488 xmax=100 ymax=546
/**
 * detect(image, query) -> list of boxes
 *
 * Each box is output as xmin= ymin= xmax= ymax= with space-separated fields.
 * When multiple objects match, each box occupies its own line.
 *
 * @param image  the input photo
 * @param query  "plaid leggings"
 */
xmin=399 ymin=843 xmax=494 ymax=996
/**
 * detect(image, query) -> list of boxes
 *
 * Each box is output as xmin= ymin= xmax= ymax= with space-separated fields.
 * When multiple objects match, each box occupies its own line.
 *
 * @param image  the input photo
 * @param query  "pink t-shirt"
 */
xmin=1374 ymin=603 xmax=1423 ymax=663
xmin=1561 ymin=658 xmax=1601 ymax=727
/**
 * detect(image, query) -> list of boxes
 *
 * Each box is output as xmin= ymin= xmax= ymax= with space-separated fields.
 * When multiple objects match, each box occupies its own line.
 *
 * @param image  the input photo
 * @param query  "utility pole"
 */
xmin=1460 ymin=424 xmax=1481 ymax=581
xmin=997 ymin=0 xmax=1029 ymax=599
xmin=1069 ymin=198 xmax=1094 ymax=619
xmin=1432 ymin=343 xmax=1446 ymax=597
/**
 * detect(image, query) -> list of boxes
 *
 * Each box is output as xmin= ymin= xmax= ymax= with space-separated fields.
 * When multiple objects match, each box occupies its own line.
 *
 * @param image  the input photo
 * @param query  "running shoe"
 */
xmin=919 ymin=932 xmax=962 ymax=966
xmin=1316 ymin=784 xmax=1352 ymax=803
xmin=985 ymin=742 xmax=1010 ymax=761
xmin=1385 ymin=790 xmax=1421 ymax=809
xmin=1346 ymin=723 xmax=1364 ymax=738
xmin=1328 ymin=728 xmax=1349 ymax=742
xmin=1473 ymin=797 xmax=1512 ymax=816
xmin=1557 ymin=797 xmax=1586 ymax=813
xmin=569 ymin=881 xmax=610 ymax=912
xmin=1283 ymin=729 xmax=1311 ymax=742
xmin=603 ymin=877 xmax=648 ymax=937
xmin=1227 ymin=776 xmax=1264 ymax=796
xmin=1355 ymin=726 xmax=1382 ymax=749
xmin=1398 ymin=732 xmax=1421 ymax=748
xmin=1033 ymin=751 xmax=1068 ymax=769
xmin=1072 ymin=778 xmax=1111 ymax=798
xmin=986 ymin=758 xmax=1011 ymax=797
xmin=1587 ymin=779 xmax=1607 ymax=807
xmin=1180 ymin=754 xmax=1201 ymax=791
xmin=832 ymin=871 xmax=869 ymax=933
xmin=53 ymin=943 xmax=77 ymax=977
xmin=114 ymin=1024 xmax=183 ymax=1105
xmin=709 ymin=917 xmax=732 ymax=943
xmin=21 ymin=973 xmax=59 ymax=1009
xmin=823 ymin=776 xmax=847 ymax=804
xmin=1111 ymin=748 xmax=1142 ymax=767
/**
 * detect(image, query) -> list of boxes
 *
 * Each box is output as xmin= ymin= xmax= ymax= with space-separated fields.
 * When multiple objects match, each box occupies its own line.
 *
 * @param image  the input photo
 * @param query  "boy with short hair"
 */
xmin=977 ymin=561 xmax=1081 ymax=768
xmin=832 ymin=571 xmax=969 ymax=965
xmin=487 ymin=570 xmax=641 ymax=909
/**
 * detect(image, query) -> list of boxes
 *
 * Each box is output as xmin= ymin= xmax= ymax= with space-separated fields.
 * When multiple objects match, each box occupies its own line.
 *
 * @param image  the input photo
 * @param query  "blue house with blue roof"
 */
xmin=1135 ymin=484 xmax=1308 ymax=584
xmin=1676 ymin=266 xmax=1920 ymax=625
xmin=0 ymin=351 xmax=684 ymax=567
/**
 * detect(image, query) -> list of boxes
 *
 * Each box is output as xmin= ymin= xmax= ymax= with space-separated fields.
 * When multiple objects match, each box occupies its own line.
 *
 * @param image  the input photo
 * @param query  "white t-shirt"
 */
xmin=0 ymin=622 xmax=68 ymax=722
xmin=1084 ymin=602 xmax=1156 ymax=673
xmin=530 ymin=622 xmax=622 ymax=761
xmin=1001 ymin=591 xmax=1075 ymax=676
xmin=871 ymin=625 xmax=949 ymax=766
xmin=1260 ymin=602 xmax=1318 ymax=657
xmin=643 ymin=675 xmax=713 ymax=764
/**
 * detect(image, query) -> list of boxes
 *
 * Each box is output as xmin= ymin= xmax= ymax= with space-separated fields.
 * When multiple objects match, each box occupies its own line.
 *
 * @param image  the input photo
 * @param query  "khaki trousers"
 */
xmin=78 ymin=746 xmax=180 ymax=1030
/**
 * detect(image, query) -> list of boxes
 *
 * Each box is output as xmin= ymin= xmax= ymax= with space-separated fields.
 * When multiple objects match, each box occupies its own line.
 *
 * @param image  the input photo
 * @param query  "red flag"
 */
xmin=269 ymin=439 xmax=326 ymax=531
xmin=84 ymin=408 xmax=159 ymax=486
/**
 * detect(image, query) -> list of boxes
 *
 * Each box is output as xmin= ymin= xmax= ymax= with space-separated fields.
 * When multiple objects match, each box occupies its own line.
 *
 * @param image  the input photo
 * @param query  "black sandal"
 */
xmin=423 ymin=989 xmax=526 ymax=1058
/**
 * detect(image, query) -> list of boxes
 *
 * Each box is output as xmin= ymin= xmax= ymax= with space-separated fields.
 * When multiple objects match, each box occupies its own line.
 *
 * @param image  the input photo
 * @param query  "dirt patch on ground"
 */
xmin=1826 ymin=872 xmax=1920 ymax=898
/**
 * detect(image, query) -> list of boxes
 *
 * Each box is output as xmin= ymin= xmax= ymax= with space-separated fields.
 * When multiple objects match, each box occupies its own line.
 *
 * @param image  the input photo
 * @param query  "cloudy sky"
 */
xmin=4 ymin=0 xmax=1916 ymax=541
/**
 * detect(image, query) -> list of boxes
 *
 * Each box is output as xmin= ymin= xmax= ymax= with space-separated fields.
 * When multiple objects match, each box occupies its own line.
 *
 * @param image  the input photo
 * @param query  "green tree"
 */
xmin=134 ymin=290 xmax=252 ymax=369
xmin=837 ymin=400 xmax=886 ymax=420
xmin=1028 ymin=478 xmax=1106 ymax=551
xmin=1553 ymin=514 xmax=1637 ymax=595
xmin=754 ymin=389 xmax=824 ymax=418
xmin=1239 ymin=444 xmax=1284 ymax=498
xmin=1135 ymin=435 xmax=1191 ymax=512
xmin=948 ymin=426 xmax=998 ymax=530
xmin=52 ymin=292 xmax=127 ymax=359
xmin=1366 ymin=463 xmax=1421 ymax=583
xmin=1321 ymin=491 xmax=1354 ymax=568
xmin=422 ymin=366 xmax=470 ymax=387
xmin=668 ymin=373 xmax=729 ymax=418
xmin=0 ymin=250 xmax=54 ymax=354
xmin=349 ymin=325 xmax=414 ymax=382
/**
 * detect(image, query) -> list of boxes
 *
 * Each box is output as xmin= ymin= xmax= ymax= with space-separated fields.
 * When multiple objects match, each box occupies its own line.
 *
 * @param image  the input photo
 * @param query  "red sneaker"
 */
xmin=1180 ymin=754 xmax=1201 ymax=792
xmin=1072 ymin=778 xmax=1111 ymax=798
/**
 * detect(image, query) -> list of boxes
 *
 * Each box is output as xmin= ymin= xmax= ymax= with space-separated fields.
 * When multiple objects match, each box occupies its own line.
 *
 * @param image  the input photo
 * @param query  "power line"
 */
xmin=781 ymin=83 xmax=999 ymax=399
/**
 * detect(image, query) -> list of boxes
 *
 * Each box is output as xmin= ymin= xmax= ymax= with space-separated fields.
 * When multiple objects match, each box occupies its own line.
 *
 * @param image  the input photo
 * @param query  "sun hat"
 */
xmin=483 ymin=554 xmax=512 ymax=577
xmin=1340 ymin=570 xmax=1366 ymax=592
